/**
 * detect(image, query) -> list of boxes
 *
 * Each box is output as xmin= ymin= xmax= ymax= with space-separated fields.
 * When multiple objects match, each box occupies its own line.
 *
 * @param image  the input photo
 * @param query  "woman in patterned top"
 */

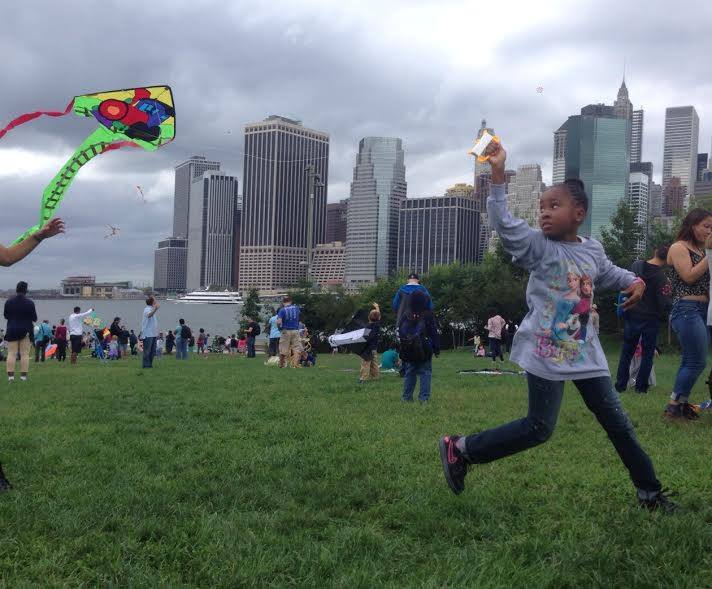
xmin=666 ymin=208 xmax=712 ymax=420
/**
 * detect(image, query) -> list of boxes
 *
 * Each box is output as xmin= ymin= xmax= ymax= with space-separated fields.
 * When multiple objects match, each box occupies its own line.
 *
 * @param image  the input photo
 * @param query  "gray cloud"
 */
xmin=1 ymin=0 xmax=711 ymax=288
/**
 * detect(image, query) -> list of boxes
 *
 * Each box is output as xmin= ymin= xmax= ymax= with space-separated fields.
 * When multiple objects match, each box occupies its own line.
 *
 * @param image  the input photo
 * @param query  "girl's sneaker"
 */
xmin=438 ymin=435 xmax=468 ymax=495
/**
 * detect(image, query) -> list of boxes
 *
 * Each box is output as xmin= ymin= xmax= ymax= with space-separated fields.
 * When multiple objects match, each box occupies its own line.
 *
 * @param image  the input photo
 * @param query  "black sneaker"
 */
xmin=638 ymin=488 xmax=679 ymax=514
xmin=438 ymin=435 xmax=468 ymax=495
xmin=682 ymin=403 xmax=701 ymax=421
xmin=0 ymin=463 xmax=12 ymax=492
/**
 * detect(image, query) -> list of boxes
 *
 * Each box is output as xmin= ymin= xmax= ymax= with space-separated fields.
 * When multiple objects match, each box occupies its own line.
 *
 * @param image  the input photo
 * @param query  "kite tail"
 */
xmin=0 ymin=99 xmax=75 ymax=141
xmin=12 ymin=128 xmax=140 ymax=244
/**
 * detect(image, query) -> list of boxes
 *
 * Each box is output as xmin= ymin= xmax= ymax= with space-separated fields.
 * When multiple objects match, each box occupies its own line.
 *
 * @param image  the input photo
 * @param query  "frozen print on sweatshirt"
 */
xmin=537 ymin=261 xmax=595 ymax=364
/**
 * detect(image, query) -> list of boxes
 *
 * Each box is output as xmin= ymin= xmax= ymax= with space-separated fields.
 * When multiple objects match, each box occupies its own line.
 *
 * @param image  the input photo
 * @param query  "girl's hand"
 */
xmin=621 ymin=279 xmax=646 ymax=310
xmin=487 ymin=143 xmax=506 ymax=170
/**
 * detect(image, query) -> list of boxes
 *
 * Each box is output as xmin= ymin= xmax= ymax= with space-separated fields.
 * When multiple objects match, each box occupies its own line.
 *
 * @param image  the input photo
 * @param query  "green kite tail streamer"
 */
xmin=13 ymin=127 xmax=117 ymax=244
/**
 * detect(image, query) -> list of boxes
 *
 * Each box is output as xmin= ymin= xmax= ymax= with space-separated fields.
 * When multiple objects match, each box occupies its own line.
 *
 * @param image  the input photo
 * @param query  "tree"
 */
xmin=238 ymin=287 xmax=262 ymax=334
xmin=600 ymin=200 xmax=645 ymax=270
xmin=648 ymin=217 xmax=678 ymax=251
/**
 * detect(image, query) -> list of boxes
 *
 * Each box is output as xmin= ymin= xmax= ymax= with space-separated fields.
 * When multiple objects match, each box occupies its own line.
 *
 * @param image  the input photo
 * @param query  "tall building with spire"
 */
xmin=613 ymin=78 xmax=643 ymax=166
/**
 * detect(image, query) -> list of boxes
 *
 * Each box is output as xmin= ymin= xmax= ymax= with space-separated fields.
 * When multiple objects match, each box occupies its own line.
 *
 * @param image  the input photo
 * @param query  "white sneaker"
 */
xmin=20 ymin=376 xmax=27 ymax=381
xmin=8 ymin=376 xmax=14 ymax=382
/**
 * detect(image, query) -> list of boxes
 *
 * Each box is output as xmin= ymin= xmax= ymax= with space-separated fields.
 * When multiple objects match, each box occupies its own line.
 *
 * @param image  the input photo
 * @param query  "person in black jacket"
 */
xmin=615 ymin=245 xmax=672 ymax=393
xmin=0 ymin=216 xmax=65 ymax=492
xmin=358 ymin=303 xmax=381 ymax=383
xmin=4 ymin=281 xmax=37 ymax=382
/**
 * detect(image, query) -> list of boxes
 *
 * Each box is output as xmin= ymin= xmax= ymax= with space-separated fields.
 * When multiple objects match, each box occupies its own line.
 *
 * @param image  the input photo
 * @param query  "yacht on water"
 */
xmin=172 ymin=288 xmax=243 ymax=305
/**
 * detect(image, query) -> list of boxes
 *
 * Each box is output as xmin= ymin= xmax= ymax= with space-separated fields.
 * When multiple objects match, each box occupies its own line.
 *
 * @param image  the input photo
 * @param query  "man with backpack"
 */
xmin=175 ymin=318 xmax=191 ymax=360
xmin=246 ymin=317 xmax=261 ymax=358
xmin=392 ymin=272 xmax=434 ymax=323
xmin=399 ymin=290 xmax=440 ymax=403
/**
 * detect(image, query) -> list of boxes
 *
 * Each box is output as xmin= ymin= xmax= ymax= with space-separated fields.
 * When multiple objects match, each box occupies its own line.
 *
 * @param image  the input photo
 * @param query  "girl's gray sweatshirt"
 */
xmin=488 ymin=183 xmax=637 ymax=381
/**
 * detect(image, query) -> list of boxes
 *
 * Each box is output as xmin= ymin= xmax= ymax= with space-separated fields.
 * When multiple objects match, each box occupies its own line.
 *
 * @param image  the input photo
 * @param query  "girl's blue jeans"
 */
xmin=463 ymin=372 xmax=662 ymax=494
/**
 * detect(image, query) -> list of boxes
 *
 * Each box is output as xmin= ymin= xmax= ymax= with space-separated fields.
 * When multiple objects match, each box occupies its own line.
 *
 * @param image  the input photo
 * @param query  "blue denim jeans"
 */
xmin=614 ymin=315 xmax=660 ymax=392
xmin=670 ymin=300 xmax=709 ymax=402
xmin=247 ymin=336 xmax=256 ymax=358
xmin=463 ymin=372 xmax=661 ymax=493
xmin=142 ymin=337 xmax=156 ymax=368
xmin=175 ymin=338 xmax=188 ymax=360
xmin=402 ymin=359 xmax=432 ymax=402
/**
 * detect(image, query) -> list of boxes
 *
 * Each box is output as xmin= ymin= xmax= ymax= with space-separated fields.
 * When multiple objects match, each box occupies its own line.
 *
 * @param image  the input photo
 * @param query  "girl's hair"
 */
xmin=369 ymin=309 xmax=381 ymax=322
xmin=675 ymin=208 xmax=712 ymax=244
xmin=556 ymin=178 xmax=588 ymax=212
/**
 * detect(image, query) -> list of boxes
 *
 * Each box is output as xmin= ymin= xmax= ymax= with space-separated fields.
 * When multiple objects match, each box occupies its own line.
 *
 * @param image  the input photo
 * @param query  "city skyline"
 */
xmin=2 ymin=0 xmax=712 ymax=288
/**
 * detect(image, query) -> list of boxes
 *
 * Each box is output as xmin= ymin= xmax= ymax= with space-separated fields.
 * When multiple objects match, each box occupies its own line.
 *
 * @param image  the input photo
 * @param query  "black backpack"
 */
xmin=398 ymin=312 xmax=429 ymax=363
xmin=182 ymin=325 xmax=192 ymax=340
xmin=252 ymin=322 xmax=261 ymax=337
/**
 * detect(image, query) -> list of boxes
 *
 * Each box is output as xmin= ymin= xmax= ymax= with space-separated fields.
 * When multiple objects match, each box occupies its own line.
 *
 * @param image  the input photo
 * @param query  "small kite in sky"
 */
xmin=536 ymin=86 xmax=544 ymax=93
xmin=136 ymin=185 xmax=146 ymax=203
xmin=0 ymin=86 xmax=176 ymax=244
xmin=105 ymin=224 xmax=120 ymax=239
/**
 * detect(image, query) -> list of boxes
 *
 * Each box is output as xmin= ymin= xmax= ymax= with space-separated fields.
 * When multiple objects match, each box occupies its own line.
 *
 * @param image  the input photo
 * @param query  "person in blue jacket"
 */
xmin=392 ymin=273 xmax=433 ymax=322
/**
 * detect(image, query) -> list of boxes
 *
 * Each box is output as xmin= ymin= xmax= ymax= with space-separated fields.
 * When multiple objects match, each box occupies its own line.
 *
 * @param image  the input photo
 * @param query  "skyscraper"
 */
xmin=508 ymin=164 xmax=546 ymax=226
xmin=397 ymin=196 xmax=480 ymax=274
xmin=472 ymin=119 xmax=495 ymax=195
xmin=344 ymin=137 xmax=406 ymax=285
xmin=153 ymin=237 xmax=187 ymax=294
xmin=239 ymin=116 xmax=329 ymax=292
xmin=445 ymin=183 xmax=474 ymax=198
xmin=697 ymin=153 xmax=708 ymax=182
xmin=629 ymin=171 xmax=649 ymax=255
xmin=662 ymin=106 xmax=699 ymax=202
xmin=186 ymin=171 xmax=240 ymax=290
xmin=173 ymin=156 xmax=221 ymax=238
xmin=325 ymin=200 xmax=348 ymax=243
xmin=663 ymin=177 xmax=686 ymax=216
xmin=553 ymin=105 xmax=630 ymax=239
xmin=649 ymin=181 xmax=663 ymax=218
xmin=630 ymin=110 xmax=644 ymax=164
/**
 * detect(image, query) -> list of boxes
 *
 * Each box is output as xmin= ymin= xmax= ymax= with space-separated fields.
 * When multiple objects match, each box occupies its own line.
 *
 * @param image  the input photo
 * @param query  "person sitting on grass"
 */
xmin=299 ymin=348 xmax=317 ymax=367
xmin=439 ymin=141 xmax=678 ymax=513
xmin=358 ymin=303 xmax=381 ymax=384
xmin=380 ymin=344 xmax=401 ymax=371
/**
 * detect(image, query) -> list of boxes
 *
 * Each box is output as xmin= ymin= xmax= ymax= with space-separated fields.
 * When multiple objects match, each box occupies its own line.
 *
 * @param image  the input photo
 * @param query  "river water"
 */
xmin=0 ymin=298 xmax=254 ymax=339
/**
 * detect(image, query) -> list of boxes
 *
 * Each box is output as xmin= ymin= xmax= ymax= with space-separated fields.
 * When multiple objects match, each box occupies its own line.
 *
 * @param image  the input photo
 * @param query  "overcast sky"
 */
xmin=1 ymin=0 xmax=711 ymax=289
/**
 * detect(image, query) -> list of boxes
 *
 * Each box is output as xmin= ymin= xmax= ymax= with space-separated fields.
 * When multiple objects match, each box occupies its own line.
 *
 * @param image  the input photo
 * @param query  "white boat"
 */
xmin=176 ymin=289 xmax=243 ymax=305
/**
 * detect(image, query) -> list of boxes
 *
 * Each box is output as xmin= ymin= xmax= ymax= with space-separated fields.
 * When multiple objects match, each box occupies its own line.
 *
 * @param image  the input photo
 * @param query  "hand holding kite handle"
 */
xmin=33 ymin=218 xmax=65 ymax=242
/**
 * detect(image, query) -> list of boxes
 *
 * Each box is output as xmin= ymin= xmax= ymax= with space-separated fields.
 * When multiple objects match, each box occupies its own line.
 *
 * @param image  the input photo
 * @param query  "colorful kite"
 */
xmin=136 ymin=185 xmax=146 ymax=203
xmin=82 ymin=311 xmax=106 ymax=330
xmin=0 ymin=86 xmax=176 ymax=243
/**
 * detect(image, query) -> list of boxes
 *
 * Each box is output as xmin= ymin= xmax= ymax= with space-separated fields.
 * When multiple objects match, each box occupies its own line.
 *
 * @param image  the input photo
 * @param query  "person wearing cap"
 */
xmin=392 ymin=272 xmax=434 ymax=322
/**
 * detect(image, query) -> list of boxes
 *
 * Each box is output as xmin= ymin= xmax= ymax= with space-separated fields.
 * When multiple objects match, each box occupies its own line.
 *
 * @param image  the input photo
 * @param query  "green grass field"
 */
xmin=0 ymin=346 xmax=710 ymax=588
